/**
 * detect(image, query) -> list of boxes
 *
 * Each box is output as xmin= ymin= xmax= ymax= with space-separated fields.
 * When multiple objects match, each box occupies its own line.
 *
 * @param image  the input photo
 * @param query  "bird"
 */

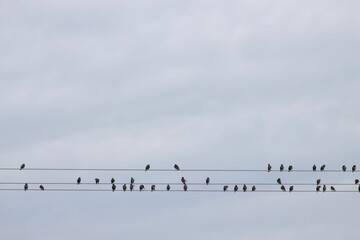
xmin=174 ymin=164 xmax=180 ymax=170
xmin=20 ymin=163 xmax=25 ymax=170
xmin=289 ymin=186 xmax=294 ymax=193
xmin=145 ymin=164 xmax=150 ymax=171
xmin=317 ymin=179 xmax=321 ymax=185
xmin=281 ymin=185 xmax=286 ymax=191
xmin=167 ymin=184 xmax=170 ymax=191
xmin=267 ymin=164 xmax=272 ymax=172
xmin=130 ymin=177 xmax=135 ymax=184
xmin=313 ymin=164 xmax=316 ymax=171
xmin=95 ymin=178 xmax=100 ymax=184
xmin=77 ymin=177 xmax=81 ymax=184
xmin=342 ymin=165 xmax=347 ymax=172
xmin=252 ymin=186 xmax=256 ymax=191
xmin=320 ymin=165 xmax=326 ymax=171
xmin=277 ymin=178 xmax=282 ymax=185
xmin=243 ymin=184 xmax=247 ymax=192
xmin=323 ymin=185 xmax=326 ymax=192
xmin=355 ymin=179 xmax=359 ymax=185
xmin=316 ymin=186 xmax=321 ymax=192
xmin=358 ymin=185 xmax=360 ymax=192
xmin=140 ymin=185 xmax=145 ymax=191
xmin=288 ymin=165 xmax=293 ymax=172
xmin=181 ymin=177 xmax=186 ymax=184
xmin=151 ymin=185 xmax=156 ymax=192
xmin=234 ymin=185 xmax=238 ymax=192
xmin=111 ymin=178 xmax=115 ymax=184
xmin=352 ymin=165 xmax=356 ymax=172
xmin=280 ymin=164 xmax=284 ymax=172
xmin=39 ymin=185 xmax=44 ymax=191
xmin=330 ymin=186 xmax=336 ymax=191
xmin=223 ymin=185 xmax=228 ymax=192
xmin=24 ymin=183 xmax=28 ymax=191
xmin=183 ymin=184 xmax=188 ymax=191
xmin=123 ymin=184 xmax=127 ymax=192
xmin=206 ymin=177 xmax=210 ymax=185
xmin=130 ymin=184 xmax=134 ymax=191
xmin=112 ymin=184 xmax=116 ymax=192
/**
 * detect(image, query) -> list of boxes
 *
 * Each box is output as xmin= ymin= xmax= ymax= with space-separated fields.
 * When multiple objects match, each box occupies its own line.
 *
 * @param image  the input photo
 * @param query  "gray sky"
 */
xmin=1 ymin=0 xmax=360 ymax=239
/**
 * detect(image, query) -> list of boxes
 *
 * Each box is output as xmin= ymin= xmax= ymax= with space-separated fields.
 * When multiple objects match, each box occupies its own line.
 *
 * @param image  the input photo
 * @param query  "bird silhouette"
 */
xmin=95 ymin=178 xmax=100 ymax=184
xmin=323 ymin=185 xmax=326 ymax=192
xmin=289 ymin=186 xmax=294 ymax=193
xmin=167 ymin=184 xmax=170 ymax=191
xmin=181 ymin=177 xmax=186 ymax=184
xmin=130 ymin=184 xmax=134 ymax=191
xmin=77 ymin=177 xmax=81 ymax=184
xmin=352 ymin=165 xmax=356 ymax=172
xmin=140 ymin=185 xmax=145 ymax=191
xmin=123 ymin=184 xmax=127 ymax=192
xmin=112 ymin=184 xmax=116 ymax=192
xmin=130 ymin=177 xmax=135 ymax=184
xmin=280 ymin=164 xmax=284 ymax=172
xmin=151 ymin=185 xmax=156 ymax=192
xmin=223 ymin=185 xmax=228 ymax=192
xmin=20 ymin=163 xmax=25 ymax=170
xmin=268 ymin=164 xmax=272 ymax=172
xmin=288 ymin=165 xmax=293 ymax=172
xmin=145 ymin=164 xmax=150 ymax=171
xmin=281 ymin=185 xmax=286 ymax=191
xmin=243 ymin=184 xmax=247 ymax=192
xmin=111 ymin=178 xmax=115 ymax=184
xmin=317 ymin=179 xmax=321 ymax=185
xmin=316 ymin=186 xmax=321 ymax=192
xmin=183 ymin=184 xmax=188 ymax=191
xmin=39 ymin=185 xmax=44 ymax=191
xmin=355 ymin=179 xmax=359 ymax=184
xmin=206 ymin=177 xmax=210 ymax=185
xmin=277 ymin=178 xmax=282 ymax=185
xmin=358 ymin=185 xmax=360 ymax=192
xmin=313 ymin=164 xmax=316 ymax=171
xmin=234 ymin=185 xmax=238 ymax=192
xmin=342 ymin=165 xmax=347 ymax=172
xmin=320 ymin=165 xmax=326 ymax=171
xmin=174 ymin=164 xmax=180 ymax=170
xmin=330 ymin=186 xmax=336 ymax=191
xmin=24 ymin=183 xmax=28 ymax=191
xmin=252 ymin=186 xmax=256 ymax=191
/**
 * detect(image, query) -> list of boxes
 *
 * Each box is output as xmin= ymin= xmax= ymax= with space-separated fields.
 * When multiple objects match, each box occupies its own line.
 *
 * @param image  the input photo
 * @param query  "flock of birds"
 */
xmin=19 ymin=163 xmax=360 ymax=192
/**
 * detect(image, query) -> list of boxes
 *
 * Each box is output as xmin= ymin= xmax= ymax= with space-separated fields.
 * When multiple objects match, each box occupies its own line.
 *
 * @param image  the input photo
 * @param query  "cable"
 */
xmin=0 ymin=189 xmax=358 ymax=192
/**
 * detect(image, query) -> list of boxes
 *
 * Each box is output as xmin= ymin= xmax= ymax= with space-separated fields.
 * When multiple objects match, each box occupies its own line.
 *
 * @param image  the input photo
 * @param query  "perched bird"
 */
xmin=145 ymin=164 xmax=150 ymax=171
xmin=123 ymin=184 xmax=127 ymax=192
xmin=281 ymin=185 xmax=286 ymax=191
xmin=167 ymin=184 xmax=170 ymax=191
xmin=330 ymin=186 xmax=336 ymax=191
xmin=342 ymin=165 xmax=347 ymax=172
xmin=316 ymin=186 xmax=321 ymax=192
xmin=223 ymin=185 xmax=228 ymax=192
xmin=111 ymin=178 xmax=115 ymax=184
xmin=277 ymin=178 xmax=282 ymax=185
xmin=267 ymin=164 xmax=272 ymax=172
xmin=289 ymin=186 xmax=294 ymax=193
xmin=130 ymin=184 xmax=134 ymax=191
xmin=206 ymin=177 xmax=210 ymax=185
xmin=313 ymin=164 xmax=316 ymax=171
xmin=181 ymin=177 xmax=186 ymax=184
xmin=358 ymin=185 xmax=360 ymax=192
xmin=95 ymin=178 xmax=100 ymax=184
xmin=252 ymin=186 xmax=256 ymax=191
xmin=20 ymin=163 xmax=25 ymax=170
xmin=280 ymin=164 xmax=284 ymax=172
xmin=183 ymin=184 xmax=188 ymax=191
xmin=317 ymin=179 xmax=321 ymax=185
xmin=39 ymin=185 xmax=44 ymax=191
xmin=234 ymin=185 xmax=238 ymax=192
xmin=140 ymin=185 xmax=145 ymax=192
xmin=24 ymin=183 xmax=28 ymax=191
xmin=77 ymin=177 xmax=81 ymax=184
xmin=288 ymin=165 xmax=293 ymax=172
xmin=174 ymin=164 xmax=180 ymax=171
xmin=243 ymin=184 xmax=247 ymax=192
xmin=320 ymin=165 xmax=326 ymax=171
xmin=112 ymin=184 xmax=116 ymax=192
xmin=352 ymin=165 xmax=356 ymax=172
xmin=323 ymin=185 xmax=326 ymax=192
xmin=355 ymin=179 xmax=359 ymax=185
xmin=130 ymin=177 xmax=135 ymax=184
xmin=151 ymin=185 xmax=156 ymax=192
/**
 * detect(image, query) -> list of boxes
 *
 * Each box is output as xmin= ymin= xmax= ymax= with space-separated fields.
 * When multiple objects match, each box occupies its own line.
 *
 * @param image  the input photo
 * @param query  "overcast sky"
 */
xmin=1 ymin=0 xmax=360 ymax=239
